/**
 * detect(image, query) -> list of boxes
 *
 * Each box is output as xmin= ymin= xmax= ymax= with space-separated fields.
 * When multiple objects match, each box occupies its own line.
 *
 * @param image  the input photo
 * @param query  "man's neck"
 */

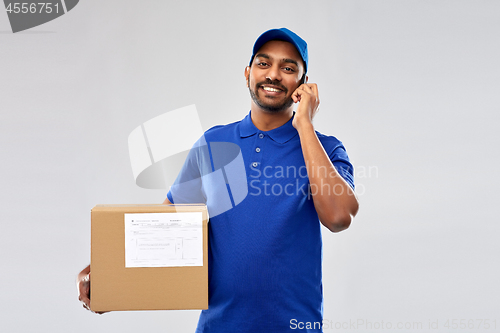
xmin=250 ymin=105 xmax=294 ymax=131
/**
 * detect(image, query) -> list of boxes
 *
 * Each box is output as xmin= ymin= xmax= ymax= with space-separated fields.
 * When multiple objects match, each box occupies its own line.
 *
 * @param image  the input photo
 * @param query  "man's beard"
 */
xmin=248 ymin=79 xmax=294 ymax=113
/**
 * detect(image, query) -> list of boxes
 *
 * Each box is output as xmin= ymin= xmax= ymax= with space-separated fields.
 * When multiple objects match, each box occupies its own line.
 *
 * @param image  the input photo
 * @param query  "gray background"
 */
xmin=1 ymin=0 xmax=499 ymax=332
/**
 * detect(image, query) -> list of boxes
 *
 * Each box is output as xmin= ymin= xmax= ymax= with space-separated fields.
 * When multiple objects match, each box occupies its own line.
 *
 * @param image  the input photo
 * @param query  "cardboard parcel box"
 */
xmin=90 ymin=204 xmax=208 ymax=312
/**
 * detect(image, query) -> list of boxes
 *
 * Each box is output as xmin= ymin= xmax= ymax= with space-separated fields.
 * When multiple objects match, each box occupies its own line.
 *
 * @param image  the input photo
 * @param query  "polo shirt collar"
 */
xmin=239 ymin=111 xmax=298 ymax=144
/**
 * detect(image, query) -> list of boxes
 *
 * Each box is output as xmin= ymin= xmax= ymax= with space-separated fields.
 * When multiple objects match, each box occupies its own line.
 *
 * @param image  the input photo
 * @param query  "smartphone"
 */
xmin=300 ymin=74 xmax=306 ymax=85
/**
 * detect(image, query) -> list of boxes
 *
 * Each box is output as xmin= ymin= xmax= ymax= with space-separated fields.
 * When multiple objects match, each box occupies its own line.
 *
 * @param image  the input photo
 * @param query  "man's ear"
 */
xmin=244 ymin=66 xmax=250 ymax=87
xmin=305 ymin=75 xmax=308 ymax=83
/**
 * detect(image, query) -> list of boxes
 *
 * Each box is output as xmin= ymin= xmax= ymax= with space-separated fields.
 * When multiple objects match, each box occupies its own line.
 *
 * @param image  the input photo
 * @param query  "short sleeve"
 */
xmin=166 ymin=136 xmax=211 ymax=204
xmin=321 ymin=136 xmax=355 ymax=190
xmin=330 ymin=146 xmax=355 ymax=190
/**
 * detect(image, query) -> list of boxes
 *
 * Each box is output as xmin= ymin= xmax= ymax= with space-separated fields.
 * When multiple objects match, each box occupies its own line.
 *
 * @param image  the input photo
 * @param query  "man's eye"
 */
xmin=258 ymin=62 xmax=269 ymax=67
xmin=283 ymin=67 xmax=295 ymax=72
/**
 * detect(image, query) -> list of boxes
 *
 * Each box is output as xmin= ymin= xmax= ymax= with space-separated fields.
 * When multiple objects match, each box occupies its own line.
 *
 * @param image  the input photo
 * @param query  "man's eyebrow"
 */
xmin=255 ymin=53 xmax=270 ymax=59
xmin=282 ymin=58 xmax=299 ymax=67
xmin=255 ymin=54 xmax=299 ymax=67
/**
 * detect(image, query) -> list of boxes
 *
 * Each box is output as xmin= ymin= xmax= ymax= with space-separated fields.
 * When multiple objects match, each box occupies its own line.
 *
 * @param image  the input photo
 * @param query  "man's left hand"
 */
xmin=291 ymin=83 xmax=320 ymax=131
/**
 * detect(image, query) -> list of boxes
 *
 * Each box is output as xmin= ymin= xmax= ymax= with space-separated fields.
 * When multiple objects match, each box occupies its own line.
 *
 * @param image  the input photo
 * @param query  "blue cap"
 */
xmin=249 ymin=28 xmax=308 ymax=73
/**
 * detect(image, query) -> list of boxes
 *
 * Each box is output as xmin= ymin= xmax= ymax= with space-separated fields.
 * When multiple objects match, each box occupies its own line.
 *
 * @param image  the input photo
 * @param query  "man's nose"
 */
xmin=266 ymin=65 xmax=282 ymax=81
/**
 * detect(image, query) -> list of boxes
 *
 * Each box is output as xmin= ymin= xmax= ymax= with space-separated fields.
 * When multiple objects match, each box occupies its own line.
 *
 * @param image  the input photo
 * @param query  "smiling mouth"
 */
xmin=260 ymin=85 xmax=286 ymax=95
xmin=262 ymin=86 xmax=282 ymax=92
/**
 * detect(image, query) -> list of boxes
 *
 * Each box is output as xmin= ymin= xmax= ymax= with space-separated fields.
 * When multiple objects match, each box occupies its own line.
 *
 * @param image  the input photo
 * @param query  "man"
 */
xmin=78 ymin=28 xmax=359 ymax=332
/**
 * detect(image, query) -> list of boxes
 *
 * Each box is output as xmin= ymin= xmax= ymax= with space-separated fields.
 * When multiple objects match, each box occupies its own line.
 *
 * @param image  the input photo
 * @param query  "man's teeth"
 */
xmin=262 ymin=86 xmax=281 ymax=92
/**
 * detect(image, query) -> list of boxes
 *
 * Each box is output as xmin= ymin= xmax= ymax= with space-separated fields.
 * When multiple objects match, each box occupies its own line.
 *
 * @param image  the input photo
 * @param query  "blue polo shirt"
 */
xmin=167 ymin=111 xmax=354 ymax=333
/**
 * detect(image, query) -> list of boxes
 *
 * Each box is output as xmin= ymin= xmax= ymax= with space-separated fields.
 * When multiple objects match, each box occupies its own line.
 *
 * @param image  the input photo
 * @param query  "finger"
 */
xmin=84 ymin=273 xmax=91 ymax=295
xmin=78 ymin=288 xmax=89 ymax=303
xmin=78 ymin=273 xmax=91 ymax=307
xmin=309 ymin=83 xmax=319 ymax=99
xmin=291 ymin=87 xmax=302 ymax=103
xmin=300 ymin=83 xmax=314 ymax=94
xmin=80 ymin=293 xmax=91 ymax=306
xmin=302 ymin=84 xmax=319 ymax=105
xmin=81 ymin=300 xmax=92 ymax=312
xmin=297 ymin=85 xmax=317 ymax=105
xmin=78 ymin=279 xmax=90 ymax=297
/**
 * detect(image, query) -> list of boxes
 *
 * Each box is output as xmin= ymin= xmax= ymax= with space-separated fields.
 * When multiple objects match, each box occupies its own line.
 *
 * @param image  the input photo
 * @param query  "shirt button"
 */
xmin=255 ymin=147 xmax=261 ymax=153
xmin=252 ymin=162 xmax=258 ymax=167
xmin=259 ymin=133 xmax=264 ymax=139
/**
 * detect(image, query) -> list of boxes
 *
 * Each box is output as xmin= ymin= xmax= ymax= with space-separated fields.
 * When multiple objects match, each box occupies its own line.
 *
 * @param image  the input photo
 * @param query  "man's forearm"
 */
xmin=297 ymin=123 xmax=359 ymax=232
